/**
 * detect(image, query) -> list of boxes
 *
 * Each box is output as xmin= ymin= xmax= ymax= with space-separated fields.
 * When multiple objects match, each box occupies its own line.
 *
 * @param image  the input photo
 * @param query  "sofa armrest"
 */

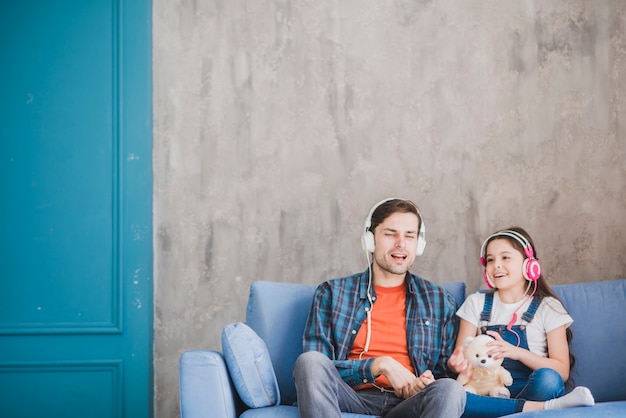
xmin=179 ymin=350 xmax=238 ymax=418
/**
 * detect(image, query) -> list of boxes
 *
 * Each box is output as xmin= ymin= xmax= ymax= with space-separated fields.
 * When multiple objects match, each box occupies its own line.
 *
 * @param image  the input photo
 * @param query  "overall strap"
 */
xmin=520 ymin=296 xmax=542 ymax=324
xmin=480 ymin=292 xmax=494 ymax=323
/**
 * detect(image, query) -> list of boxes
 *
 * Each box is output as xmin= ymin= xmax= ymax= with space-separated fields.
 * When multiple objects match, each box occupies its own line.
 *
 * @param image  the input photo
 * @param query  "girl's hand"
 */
xmin=448 ymin=346 xmax=473 ymax=378
xmin=485 ymin=330 xmax=522 ymax=360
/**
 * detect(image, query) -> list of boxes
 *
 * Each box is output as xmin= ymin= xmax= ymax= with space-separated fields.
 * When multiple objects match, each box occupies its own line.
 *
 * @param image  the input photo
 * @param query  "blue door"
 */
xmin=0 ymin=1 xmax=152 ymax=417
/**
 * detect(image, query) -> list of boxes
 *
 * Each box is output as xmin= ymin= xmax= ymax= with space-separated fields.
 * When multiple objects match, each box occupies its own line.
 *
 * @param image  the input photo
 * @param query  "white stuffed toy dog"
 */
xmin=457 ymin=334 xmax=513 ymax=398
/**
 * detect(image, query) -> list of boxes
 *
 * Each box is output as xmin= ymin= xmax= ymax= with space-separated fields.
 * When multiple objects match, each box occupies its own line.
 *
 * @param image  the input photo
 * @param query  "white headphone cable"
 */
xmin=360 ymin=250 xmax=374 ymax=358
xmin=359 ymin=249 xmax=400 ymax=394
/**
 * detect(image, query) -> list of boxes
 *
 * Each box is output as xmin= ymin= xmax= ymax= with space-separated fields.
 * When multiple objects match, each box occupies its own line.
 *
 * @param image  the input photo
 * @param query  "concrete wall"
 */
xmin=153 ymin=1 xmax=626 ymax=415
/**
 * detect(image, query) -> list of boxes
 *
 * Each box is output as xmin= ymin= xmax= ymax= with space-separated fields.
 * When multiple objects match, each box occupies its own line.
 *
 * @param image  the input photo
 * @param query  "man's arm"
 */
xmin=302 ymin=281 xmax=377 ymax=387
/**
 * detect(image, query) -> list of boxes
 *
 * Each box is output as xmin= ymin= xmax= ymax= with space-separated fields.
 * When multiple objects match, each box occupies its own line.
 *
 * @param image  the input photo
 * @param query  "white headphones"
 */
xmin=360 ymin=197 xmax=426 ymax=256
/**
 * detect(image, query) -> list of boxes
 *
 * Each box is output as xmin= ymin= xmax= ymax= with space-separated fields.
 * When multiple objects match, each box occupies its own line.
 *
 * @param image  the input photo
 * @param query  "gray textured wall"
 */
xmin=153 ymin=1 xmax=626 ymax=416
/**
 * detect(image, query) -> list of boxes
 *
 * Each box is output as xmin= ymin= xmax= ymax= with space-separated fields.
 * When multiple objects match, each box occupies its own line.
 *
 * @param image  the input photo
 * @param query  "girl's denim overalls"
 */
xmin=479 ymin=292 xmax=565 ymax=401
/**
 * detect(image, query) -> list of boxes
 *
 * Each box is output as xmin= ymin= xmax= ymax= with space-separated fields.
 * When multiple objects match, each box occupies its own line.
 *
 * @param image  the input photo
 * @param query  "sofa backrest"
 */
xmin=246 ymin=281 xmax=316 ymax=406
xmin=551 ymin=278 xmax=626 ymax=402
xmin=245 ymin=280 xmax=466 ymax=406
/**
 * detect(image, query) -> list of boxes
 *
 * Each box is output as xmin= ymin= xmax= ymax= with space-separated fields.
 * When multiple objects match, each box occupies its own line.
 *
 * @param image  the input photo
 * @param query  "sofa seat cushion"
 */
xmin=240 ymin=404 xmax=380 ymax=418
xmin=502 ymin=400 xmax=626 ymax=417
xmin=221 ymin=322 xmax=280 ymax=408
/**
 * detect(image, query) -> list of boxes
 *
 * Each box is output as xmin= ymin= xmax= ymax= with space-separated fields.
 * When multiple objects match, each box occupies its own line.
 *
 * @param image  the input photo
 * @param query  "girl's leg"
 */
xmin=463 ymin=386 xmax=594 ymax=418
xmin=522 ymin=387 xmax=595 ymax=411
xmin=462 ymin=393 xmax=525 ymax=418
xmin=543 ymin=387 xmax=595 ymax=410
xmin=514 ymin=368 xmax=564 ymax=401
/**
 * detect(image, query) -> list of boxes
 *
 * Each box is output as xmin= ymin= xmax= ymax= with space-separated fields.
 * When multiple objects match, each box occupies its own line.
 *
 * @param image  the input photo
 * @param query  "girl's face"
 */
xmin=484 ymin=238 xmax=526 ymax=290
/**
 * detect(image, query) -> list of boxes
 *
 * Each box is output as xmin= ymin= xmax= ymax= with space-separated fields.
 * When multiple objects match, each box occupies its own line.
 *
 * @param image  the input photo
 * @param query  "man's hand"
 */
xmin=372 ymin=356 xmax=417 ymax=398
xmin=372 ymin=357 xmax=436 ymax=399
xmin=410 ymin=370 xmax=435 ymax=395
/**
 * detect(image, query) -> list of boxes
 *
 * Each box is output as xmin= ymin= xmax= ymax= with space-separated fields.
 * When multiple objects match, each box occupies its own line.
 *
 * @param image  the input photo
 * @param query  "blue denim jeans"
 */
xmin=462 ymin=368 xmax=565 ymax=418
xmin=511 ymin=367 xmax=565 ymax=400
xmin=293 ymin=351 xmax=466 ymax=418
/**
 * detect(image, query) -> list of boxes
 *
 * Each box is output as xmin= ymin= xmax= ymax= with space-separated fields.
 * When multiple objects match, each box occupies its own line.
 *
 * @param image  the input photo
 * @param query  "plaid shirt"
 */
xmin=302 ymin=270 xmax=458 ymax=387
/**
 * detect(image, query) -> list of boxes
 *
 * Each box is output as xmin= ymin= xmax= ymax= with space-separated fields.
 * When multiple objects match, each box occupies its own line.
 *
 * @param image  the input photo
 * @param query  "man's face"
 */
xmin=371 ymin=211 xmax=419 ymax=283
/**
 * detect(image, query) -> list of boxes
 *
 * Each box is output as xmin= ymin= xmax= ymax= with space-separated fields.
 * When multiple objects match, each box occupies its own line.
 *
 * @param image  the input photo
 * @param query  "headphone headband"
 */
xmin=480 ymin=229 xmax=534 ymax=265
xmin=361 ymin=197 xmax=426 ymax=256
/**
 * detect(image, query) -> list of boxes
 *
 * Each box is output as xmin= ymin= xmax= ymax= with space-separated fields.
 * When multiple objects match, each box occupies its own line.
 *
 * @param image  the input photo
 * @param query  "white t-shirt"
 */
xmin=456 ymin=291 xmax=573 ymax=357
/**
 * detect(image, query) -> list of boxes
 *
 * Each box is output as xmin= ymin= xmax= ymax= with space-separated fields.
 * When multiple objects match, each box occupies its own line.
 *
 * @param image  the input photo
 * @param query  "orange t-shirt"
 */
xmin=348 ymin=283 xmax=415 ymax=389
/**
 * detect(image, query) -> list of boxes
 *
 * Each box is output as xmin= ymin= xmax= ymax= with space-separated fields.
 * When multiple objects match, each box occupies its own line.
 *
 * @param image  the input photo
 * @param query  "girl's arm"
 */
xmin=447 ymin=318 xmax=478 ymax=374
xmin=455 ymin=318 xmax=479 ymax=349
xmin=486 ymin=325 xmax=570 ymax=381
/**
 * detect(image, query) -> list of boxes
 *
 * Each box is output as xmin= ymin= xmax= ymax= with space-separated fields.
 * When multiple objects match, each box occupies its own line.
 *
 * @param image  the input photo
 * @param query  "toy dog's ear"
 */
xmin=463 ymin=336 xmax=475 ymax=348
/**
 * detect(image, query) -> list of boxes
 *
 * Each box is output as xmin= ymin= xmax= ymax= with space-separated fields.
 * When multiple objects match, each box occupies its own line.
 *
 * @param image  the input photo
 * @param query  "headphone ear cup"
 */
xmin=483 ymin=270 xmax=495 ymax=288
xmin=361 ymin=231 xmax=375 ymax=253
xmin=523 ymin=257 xmax=542 ymax=282
xmin=416 ymin=236 xmax=426 ymax=256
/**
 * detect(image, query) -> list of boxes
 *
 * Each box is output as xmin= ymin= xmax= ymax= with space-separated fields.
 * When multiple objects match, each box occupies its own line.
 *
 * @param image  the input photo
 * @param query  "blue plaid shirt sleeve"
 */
xmin=302 ymin=274 xmax=377 ymax=386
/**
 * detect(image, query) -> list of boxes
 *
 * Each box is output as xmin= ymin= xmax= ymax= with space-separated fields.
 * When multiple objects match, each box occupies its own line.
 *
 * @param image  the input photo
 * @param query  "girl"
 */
xmin=449 ymin=227 xmax=594 ymax=417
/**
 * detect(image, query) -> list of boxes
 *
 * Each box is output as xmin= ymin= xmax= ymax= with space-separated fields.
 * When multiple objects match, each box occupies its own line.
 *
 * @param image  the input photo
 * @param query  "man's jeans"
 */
xmin=293 ymin=351 xmax=466 ymax=418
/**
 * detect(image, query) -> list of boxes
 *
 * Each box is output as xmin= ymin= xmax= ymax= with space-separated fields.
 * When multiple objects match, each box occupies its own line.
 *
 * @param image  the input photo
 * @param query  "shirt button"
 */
xmin=363 ymin=379 xmax=368 ymax=383
xmin=352 ymin=330 xmax=357 ymax=334
xmin=424 ymin=320 xmax=431 ymax=326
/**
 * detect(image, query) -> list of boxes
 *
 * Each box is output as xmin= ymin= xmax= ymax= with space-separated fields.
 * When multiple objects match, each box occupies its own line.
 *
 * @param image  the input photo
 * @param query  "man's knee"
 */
xmin=436 ymin=378 xmax=466 ymax=397
xmin=295 ymin=351 xmax=328 ymax=368
xmin=294 ymin=351 xmax=332 ymax=379
xmin=428 ymin=378 xmax=466 ymax=408
xmin=392 ymin=378 xmax=465 ymax=418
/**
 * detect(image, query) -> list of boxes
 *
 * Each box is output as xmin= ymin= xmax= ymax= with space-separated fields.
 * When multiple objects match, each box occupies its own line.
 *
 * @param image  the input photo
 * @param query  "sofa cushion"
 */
xmin=179 ymin=350 xmax=238 ymax=418
xmin=221 ymin=322 xmax=280 ymax=408
xmin=240 ymin=404 xmax=380 ymax=417
xmin=503 ymin=400 xmax=626 ymax=417
xmin=552 ymin=279 xmax=626 ymax=403
xmin=440 ymin=281 xmax=466 ymax=308
xmin=246 ymin=281 xmax=316 ymax=406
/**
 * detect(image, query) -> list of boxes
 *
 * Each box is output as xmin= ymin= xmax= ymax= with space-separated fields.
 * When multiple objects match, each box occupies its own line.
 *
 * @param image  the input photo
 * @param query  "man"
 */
xmin=293 ymin=198 xmax=465 ymax=418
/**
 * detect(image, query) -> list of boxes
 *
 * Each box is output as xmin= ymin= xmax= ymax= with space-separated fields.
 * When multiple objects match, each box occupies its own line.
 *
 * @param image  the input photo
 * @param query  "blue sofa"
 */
xmin=179 ymin=278 xmax=626 ymax=417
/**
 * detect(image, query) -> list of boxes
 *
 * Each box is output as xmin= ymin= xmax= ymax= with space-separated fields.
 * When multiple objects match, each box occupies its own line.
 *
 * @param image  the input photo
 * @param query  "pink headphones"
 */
xmin=479 ymin=229 xmax=542 ymax=289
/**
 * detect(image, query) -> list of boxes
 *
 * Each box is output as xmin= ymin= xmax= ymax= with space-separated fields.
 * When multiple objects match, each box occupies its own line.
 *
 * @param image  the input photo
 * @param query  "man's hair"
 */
xmin=369 ymin=199 xmax=421 ymax=234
